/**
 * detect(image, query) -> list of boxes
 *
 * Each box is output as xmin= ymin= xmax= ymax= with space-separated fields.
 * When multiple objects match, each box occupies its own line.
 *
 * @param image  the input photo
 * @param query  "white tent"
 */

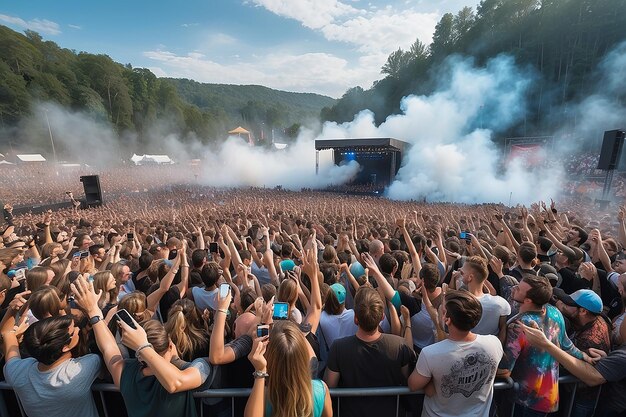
xmin=0 ymin=160 xmax=14 ymax=165
xmin=131 ymin=154 xmax=174 ymax=165
xmin=16 ymin=154 xmax=46 ymax=162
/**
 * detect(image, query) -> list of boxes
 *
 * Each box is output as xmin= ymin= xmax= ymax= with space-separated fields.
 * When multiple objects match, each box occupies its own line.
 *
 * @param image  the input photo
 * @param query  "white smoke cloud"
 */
xmin=197 ymin=132 xmax=359 ymax=189
xmin=318 ymin=55 xmax=564 ymax=204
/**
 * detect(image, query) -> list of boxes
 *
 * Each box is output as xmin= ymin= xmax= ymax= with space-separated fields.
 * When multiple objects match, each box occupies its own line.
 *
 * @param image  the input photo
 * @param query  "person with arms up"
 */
xmin=70 ymin=275 xmax=212 ymax=417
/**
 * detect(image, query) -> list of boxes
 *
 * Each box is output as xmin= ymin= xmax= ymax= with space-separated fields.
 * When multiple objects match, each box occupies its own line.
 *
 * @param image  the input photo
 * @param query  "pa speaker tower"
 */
xmin=80 ymin=175 xmax=103 ymax=207
xmin=597 ymin=130 xmax=626 ymax=170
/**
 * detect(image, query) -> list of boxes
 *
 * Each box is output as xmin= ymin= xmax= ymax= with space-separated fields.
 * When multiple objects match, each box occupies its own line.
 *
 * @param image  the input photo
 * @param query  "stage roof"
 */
xmin=314 ymin=138 xmax=407 ymax=152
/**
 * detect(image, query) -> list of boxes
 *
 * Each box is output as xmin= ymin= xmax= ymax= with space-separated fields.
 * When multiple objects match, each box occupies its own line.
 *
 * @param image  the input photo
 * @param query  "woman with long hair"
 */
xmin=93 ymin=271 xmax=118 ymax=316
xmin=164 ymin=299 xmax=209 ymax=362
xmin=71 ymin=276 xmax=212 ymax=417
xmin=245 ymin=320 xmax=331 ymax=417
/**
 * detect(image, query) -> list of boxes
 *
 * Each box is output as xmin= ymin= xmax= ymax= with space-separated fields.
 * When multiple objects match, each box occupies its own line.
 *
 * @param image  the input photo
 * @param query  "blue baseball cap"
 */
xmin=330 ymin=283 xmax=346 ymax=304
xmin=570 ymin=289 xmax=603 ymax=314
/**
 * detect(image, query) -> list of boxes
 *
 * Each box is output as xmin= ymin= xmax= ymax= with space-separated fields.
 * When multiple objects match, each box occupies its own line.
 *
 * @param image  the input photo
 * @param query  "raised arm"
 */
xmin=71 ymin=277 xmax=124 ymax=387
xmin=119 ymin=317 xmax=205 ymax=393
xmin=397 ymin=218 xmax=422 ymax=277
xmin=146 ymin=253 xmax=182 ymax=312
xmin=362 ymin=253 xmax=395 ymax=302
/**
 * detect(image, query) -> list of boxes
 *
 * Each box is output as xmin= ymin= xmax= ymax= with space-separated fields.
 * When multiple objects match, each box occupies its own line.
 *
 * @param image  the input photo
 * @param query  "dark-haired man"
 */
xmin=1 ymin=307 xmax=101 ymax=417
xmin=324 ymin=287 xmax=415 ymax=417
xmin=409 ymin=290 xmax=503 ymax=417
xmin=498 ymin=275 xmax=591 ymax=416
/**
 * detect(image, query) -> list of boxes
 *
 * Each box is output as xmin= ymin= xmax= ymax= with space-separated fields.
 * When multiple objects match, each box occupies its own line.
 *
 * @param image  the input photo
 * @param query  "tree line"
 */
xmin=0 ymin=26 xmax=334 ymax=147
xmin=322 ymin=0 xmax=626 ymax=138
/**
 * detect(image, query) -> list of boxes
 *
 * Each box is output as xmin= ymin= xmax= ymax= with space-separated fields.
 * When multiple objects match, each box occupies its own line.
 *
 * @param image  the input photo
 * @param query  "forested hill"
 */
xmin=0 ymin=25 xmax=334 ymax=146
xmin=322 ymin=0 xmax=626 ymax=137
xmin=167 ymin=79 xmax=334 ymax=124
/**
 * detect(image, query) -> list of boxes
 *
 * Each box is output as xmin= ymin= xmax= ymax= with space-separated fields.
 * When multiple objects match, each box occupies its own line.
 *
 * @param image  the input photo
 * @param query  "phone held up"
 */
xmin=256 ymin=324 xmax=270 ymax=338
xmin=219 ymin=283 xmax=231 ymax=299
xmin=272 ymin=302 xmax=289 ymax=320
xmin=115 ymin=309 xmax=137 ymax=329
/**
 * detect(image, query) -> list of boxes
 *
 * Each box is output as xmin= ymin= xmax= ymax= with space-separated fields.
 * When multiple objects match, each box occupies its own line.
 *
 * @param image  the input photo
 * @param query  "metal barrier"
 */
xmin=0 ymin=376 xmax=589 ymax=417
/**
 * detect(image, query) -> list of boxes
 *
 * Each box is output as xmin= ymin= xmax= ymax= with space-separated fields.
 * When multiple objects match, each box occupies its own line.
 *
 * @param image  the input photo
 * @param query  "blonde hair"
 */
xmin=267 ymin=321 xmax=313 ymax=417
xmin=93 ymin=271 xmax=117 ymax=308
xmin=164 ymin=299 xmax=208 ymax=361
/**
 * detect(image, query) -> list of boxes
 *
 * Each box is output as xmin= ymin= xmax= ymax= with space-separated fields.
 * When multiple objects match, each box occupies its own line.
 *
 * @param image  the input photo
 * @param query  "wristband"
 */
xmin=252 ymin=370 xmax=269 ymax=379
xmin=135 ymin=343 xmax=153 ymax=357
xmin=89 ymin=315 xmax=103 ymax=326
xmin=217 ymin=309 xmax=228 ymax=315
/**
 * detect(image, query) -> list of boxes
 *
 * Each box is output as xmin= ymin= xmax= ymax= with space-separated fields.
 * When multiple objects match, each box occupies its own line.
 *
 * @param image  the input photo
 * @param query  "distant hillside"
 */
xmin=168 ymin=79 xmax=334 ymax=120
xmin=0 ymin=24 xmax=333 ymax=148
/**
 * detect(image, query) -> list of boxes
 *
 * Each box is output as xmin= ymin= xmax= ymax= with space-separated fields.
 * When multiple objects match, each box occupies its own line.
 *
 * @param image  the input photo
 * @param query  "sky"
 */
xmin=0 ymin=0 xmax=480 ymax=98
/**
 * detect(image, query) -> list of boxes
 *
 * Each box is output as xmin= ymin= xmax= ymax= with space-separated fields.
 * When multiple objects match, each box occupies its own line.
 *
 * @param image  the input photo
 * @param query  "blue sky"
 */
xmin=1 ymin=0 xmax=479 ymax=98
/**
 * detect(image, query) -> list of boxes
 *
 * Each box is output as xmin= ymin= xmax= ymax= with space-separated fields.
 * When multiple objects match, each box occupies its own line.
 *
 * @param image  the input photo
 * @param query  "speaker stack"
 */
xmin=79 ymin=175 xmax=103 ymax=208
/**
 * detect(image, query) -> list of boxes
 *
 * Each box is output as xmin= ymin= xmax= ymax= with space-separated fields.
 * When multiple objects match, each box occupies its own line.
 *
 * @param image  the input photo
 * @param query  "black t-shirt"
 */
xmin=189 ymin=268 xmax=204 ymax=288
xmin=594 ymin=345 xmax=626 ymax=413
xmin=158 ymin=286 xmax=181 ymax=323
xmin=557 ymin=267 xmax=591 ymax=294
xmin=327 ymin=334 xmax=415 ymax=417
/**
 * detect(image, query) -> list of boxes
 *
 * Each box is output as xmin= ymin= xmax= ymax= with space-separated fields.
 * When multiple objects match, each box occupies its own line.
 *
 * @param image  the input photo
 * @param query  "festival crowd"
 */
xmin=0 ymin=184 xmax=625 ymax=417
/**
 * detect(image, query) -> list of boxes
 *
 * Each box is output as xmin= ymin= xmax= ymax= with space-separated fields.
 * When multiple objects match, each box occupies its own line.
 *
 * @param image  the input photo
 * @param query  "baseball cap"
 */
xmin=279 ymin=259 xmax=296 ymax=272
xmin=330 ymin=283 xmax=346 ymax=304
xmin=349 ymin=262 xmax=366 ymax=278
xmin=552 ymin=287 xmax=577 ymax=307
xmin=570 ymin=289 xmax=603 ymax=314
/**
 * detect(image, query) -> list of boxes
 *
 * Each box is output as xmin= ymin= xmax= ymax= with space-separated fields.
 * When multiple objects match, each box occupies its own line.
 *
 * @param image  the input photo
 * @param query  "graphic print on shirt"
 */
xmin=440 ymin=353 xmax=497 ymax=398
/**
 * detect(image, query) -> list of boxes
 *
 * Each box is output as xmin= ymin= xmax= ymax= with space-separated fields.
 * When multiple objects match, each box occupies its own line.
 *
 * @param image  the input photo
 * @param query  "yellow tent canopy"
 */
xmin=228 ymin=126 xmax=250 ymax=134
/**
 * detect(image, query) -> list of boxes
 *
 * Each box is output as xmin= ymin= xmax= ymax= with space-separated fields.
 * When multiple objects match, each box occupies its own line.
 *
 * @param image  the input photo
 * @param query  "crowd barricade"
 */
xmin=0 ymin=375 xmax=591 ymax=417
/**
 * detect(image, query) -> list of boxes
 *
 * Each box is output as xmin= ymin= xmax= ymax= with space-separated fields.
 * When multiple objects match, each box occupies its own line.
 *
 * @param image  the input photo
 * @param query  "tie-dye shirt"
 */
xmin=499 ymin=305 xmax=584 ymax=413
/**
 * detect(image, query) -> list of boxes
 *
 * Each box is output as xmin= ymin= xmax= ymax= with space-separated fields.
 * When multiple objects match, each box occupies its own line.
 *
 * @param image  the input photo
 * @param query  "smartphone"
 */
xmin=245 ymin=236 xmax=252 ymax=245
xmin=127 ymin=233 xmax=134 ymax=240
xmin=14 ymin=268 xmax=26 ymax=281
xmin=272 ymin=302 xmax=289 ymax=320
xmin=209 ymin=242 xmax=218 ymax=253
xmin=219 ymin=283 xmax=231 ymax=298
xmin=459 ymin=231 xmax=468 ymax=240
xmin=256 ymin=324 xmax=269 ymax=338
xmin=80 ymin=250 xmax=89 ymax=259
xmin=115 ymin=308 xmax=137 ymax=329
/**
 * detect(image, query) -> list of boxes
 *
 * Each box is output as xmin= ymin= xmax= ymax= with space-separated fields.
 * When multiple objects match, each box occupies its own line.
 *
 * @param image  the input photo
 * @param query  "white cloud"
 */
xmin=250 ymin=0 xmax=437 ymax=54
xmin=0 ymin=14 xmax=61 ymax=35
xmin=144 ymin=48 xmax=372 ymax=97
xmin=249 ymin=0 xmax=359 ymax=30
xmin=68 ymin=24 xmax=82 ymax=30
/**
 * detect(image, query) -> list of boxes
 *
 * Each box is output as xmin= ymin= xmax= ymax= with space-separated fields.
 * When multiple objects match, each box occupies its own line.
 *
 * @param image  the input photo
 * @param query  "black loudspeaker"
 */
xmin=597 ymin=129 xmax=626 ymax=170
xmin=80 ymin=175 xmax=103 ymax=207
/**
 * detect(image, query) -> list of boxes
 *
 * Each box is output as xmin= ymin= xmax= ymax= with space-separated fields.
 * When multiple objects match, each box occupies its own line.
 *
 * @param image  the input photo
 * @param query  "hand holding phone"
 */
xmin=256 ymin=324 xmax=269 ymax=338
xmin=209 ymin=242 xmax=219 ymax=253
xmin=115 ymin=309 xmax=137 ymax=329
xmin=219 ymin=283 xmax=231 ymax=299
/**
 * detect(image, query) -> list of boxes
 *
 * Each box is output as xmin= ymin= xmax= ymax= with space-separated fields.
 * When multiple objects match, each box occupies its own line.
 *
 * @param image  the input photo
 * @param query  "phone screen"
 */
xmin=115 ymin=309 xmax=137 ymax=329
xmin=127 ymin=233 xmax=134 ymax=240
xmin=272 ymin=302 xmax=289 ymax=320
xmin=80 ymin=250 xmax=89 ymax=259
xmin=219 ymin=283 xmax=230 ymax=298
xmin=209 ymin=242 xmax=218 ymax=253
xmin=256 ymin=324 xmax=269 ymax=337
xmin=459 ymin=232 xmax=467 ymax=239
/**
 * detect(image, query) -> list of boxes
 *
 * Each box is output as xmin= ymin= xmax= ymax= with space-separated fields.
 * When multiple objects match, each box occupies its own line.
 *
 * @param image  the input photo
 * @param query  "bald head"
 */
xmin=234 ymin=312 xmax=257 ymax=338
xmin=369 ymin=239 xmax=384 ymax=262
